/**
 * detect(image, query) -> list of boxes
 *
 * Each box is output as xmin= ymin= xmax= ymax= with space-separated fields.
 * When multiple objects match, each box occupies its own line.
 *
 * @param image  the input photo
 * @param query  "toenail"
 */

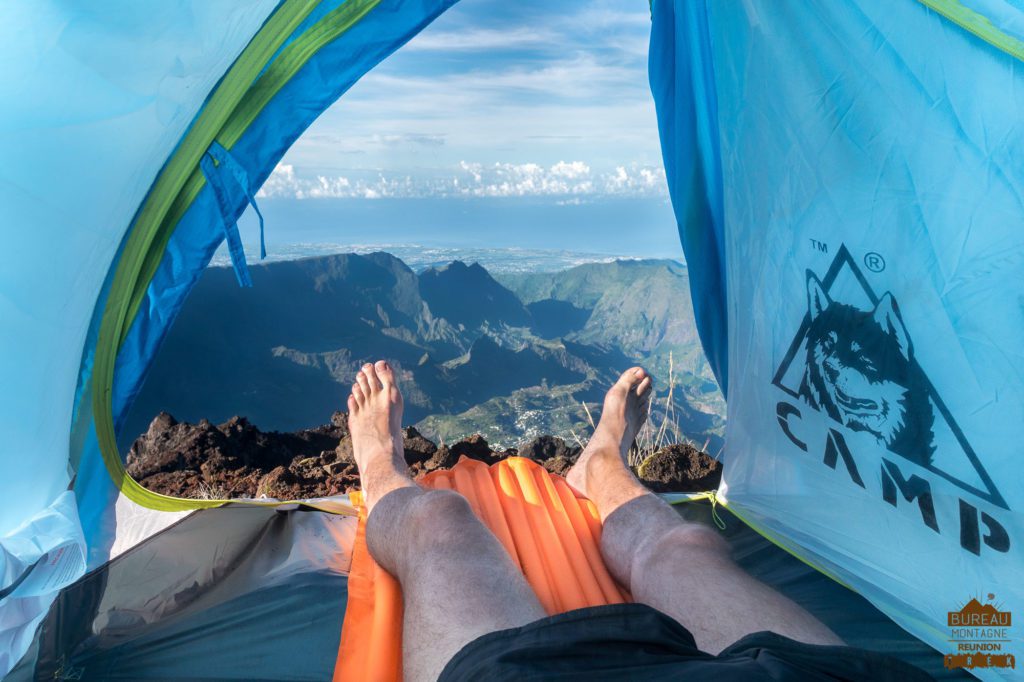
xmin=633 ymin=368 xmax=643 ymax=376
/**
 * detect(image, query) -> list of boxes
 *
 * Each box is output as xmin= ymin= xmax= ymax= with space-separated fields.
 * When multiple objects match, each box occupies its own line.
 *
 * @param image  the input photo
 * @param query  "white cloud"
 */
xmin=258 ymin=165 xmax=425 ymax=200
xmin=257 ymin=161 xmax=667 ymax=200
xmin=369 ymin=133 xmax=445 ymax=147
xmin=258 ymin=163 xmax=301 ymax=197
xmin=404 ymin=27 xmax=554 ymax=51
xmin=604 ymin=164 xmax=666 ymax=196
xmin=360 ymin=55 xmax=644 ymax=106
xmin=550 ymin=160 xmax=590 ymax=179
xmin=573 ymin=7 xmax=653 ymax=31
xmin=456 ymin=161 xmax=595 ymax=197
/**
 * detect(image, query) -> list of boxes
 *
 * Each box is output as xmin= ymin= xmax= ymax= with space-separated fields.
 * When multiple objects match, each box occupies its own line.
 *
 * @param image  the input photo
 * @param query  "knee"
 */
xmin=366 ymin=488 xmax=477 ymax=571
xmin=664 ymin=524 xmax=730 ymax=557
xmin=410 ymin=489 xmax=474 ymax=523
xmin=405 ymin=489 xmax=478 ymax=548
xmin=635 ymin=524 xmax=731 ymax=577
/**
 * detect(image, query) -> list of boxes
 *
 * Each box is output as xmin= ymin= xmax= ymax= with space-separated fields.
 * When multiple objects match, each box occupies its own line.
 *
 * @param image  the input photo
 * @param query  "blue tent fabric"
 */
xmin=648 ymin=0 xmax=729 ymax=395
xmin=0 ymin=0 xmax=275 ymax=535
xmin=651 ymin=0 xmax=1024 ymax=677
xmin=0 ymin=0 xmax=281 ymax=672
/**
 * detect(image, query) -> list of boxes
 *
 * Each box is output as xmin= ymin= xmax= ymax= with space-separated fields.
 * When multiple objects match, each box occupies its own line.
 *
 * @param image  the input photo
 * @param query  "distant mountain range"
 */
xmin=124 ymin=252 xmax=725 ymax=451
xmin=209 ymin=243 xmax=636 ymax=275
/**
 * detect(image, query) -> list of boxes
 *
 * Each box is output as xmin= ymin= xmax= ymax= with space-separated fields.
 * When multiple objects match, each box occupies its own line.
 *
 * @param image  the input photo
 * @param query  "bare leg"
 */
xmin=567 ymin=367 xmax=843 ymax=654
xmin=349 ymin=361 xmax=545 ymax=682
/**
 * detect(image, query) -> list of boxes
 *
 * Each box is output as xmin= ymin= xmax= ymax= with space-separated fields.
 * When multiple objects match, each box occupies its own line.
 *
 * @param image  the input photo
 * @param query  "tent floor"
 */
xmin=10 ymin=500 xmax=962 ymax=680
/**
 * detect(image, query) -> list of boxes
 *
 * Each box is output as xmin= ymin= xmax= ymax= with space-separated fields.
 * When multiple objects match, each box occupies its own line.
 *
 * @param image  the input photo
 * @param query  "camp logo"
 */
xmin=797 ymin=270 xmax=934 ymax=467
xmin=944 ymin=595 xmax=1015 ymax=671
xmin=772 ymin=246 xmax=1010 ymax=556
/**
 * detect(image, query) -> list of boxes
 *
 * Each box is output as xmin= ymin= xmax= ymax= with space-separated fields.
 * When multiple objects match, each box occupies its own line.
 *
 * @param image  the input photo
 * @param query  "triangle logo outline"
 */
xmin=771 ymin=245 xmax=1007 ymax=510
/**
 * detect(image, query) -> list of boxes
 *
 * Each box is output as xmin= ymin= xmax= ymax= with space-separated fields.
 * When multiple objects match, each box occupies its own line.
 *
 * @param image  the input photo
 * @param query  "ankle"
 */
xmin=365 ymin=486 xmax=423 ymax=573
xmin=584 ymin=445 xmax=631 ymax=488
xmin=590 ymin=417 xmax=628 ymax=451
xmin=361 ymin=464 xmax=414 ymax=511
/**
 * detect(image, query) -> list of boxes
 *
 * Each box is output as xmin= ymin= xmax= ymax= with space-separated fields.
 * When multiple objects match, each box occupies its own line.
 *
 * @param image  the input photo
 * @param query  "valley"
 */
xmin=124 ymin=251 xmax=725 ymax=454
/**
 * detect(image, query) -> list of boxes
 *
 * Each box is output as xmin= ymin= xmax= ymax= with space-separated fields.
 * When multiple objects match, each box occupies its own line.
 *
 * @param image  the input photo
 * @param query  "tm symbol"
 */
xmin=864 ymin=252 xmax=886 ymax=272
xmin=810 ymin=239 xmax=828 ymax=253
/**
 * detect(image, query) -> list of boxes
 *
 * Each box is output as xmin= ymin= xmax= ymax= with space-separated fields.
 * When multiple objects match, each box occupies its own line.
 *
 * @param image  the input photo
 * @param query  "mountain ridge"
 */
xmin=124 ymin=252 xmax=724 ymax=451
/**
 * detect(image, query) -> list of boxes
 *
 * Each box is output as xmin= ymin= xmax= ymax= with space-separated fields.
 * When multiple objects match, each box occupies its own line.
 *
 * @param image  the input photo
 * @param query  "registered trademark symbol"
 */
xmin=864 ymin=252 xmax=885 ymax=272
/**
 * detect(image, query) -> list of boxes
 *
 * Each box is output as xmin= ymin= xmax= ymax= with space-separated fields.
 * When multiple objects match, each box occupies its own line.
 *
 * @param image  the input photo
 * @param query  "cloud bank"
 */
xmin=257 ymin=161 xmax=667 ymax=200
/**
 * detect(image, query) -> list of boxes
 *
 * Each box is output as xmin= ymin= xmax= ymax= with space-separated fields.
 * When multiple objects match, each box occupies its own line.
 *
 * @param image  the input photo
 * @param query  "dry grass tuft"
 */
xmin=192 ymin=481 xmax=227 ymax=500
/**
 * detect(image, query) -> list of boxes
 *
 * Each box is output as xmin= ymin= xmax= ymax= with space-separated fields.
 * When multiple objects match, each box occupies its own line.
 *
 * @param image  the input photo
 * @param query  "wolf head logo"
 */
xmin=798 ymin=272 xmax=936 ymax=466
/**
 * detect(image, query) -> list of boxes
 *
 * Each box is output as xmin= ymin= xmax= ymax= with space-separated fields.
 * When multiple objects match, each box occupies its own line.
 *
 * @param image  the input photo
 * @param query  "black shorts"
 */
xmin=438 ymin=604 xmax=931 ymax=681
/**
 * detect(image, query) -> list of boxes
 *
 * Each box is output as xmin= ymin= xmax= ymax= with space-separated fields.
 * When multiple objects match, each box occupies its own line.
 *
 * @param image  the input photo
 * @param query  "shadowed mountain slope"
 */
xmin=124 ymin=253 xmax=724 ymax=452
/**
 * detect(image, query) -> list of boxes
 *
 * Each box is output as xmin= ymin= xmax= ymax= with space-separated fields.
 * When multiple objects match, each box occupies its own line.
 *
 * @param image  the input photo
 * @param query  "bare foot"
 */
xmin=566 ymin=367 xmax=652 ymax=498
xmin=347 ymin=360 xmax=415 ymax=513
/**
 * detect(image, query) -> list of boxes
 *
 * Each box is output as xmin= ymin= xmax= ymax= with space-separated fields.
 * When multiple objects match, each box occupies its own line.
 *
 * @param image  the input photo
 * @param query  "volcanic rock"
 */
xmin=518 ymin=435 xmax=581 ymax=477
xmin=128 ymin=412 xmax=721 ymax=500
xmin=449 ymin=434 xmax=498 ymax=464
xmin=636 ymin=443 xmax=722 ymax=493
xmin=402 ymin=426 xmax=437 ymax=465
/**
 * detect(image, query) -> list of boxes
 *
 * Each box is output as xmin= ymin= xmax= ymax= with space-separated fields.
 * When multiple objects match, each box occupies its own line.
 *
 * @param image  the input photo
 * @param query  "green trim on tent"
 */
xmin=918 ymin=0 xmax=1024 ymax=63
xmin=91 ymin=0 xmax=381 ymax=512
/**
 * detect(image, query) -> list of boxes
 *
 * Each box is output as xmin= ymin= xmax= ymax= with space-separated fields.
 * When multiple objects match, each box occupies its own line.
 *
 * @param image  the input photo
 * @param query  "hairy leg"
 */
xmin=567 ymin=368 xmax=842 ymax=654
xmin=349 ymin=361 xmax=545 ymax=682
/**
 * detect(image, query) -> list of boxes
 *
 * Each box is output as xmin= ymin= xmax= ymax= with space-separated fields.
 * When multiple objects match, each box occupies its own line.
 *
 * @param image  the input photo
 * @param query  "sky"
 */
xmin=247 ymin=0 xmax=681 ymax=258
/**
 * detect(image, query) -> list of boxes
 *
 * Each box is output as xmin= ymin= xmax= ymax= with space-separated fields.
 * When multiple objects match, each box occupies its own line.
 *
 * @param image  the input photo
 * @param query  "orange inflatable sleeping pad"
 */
xmin=333 ymin=455 xmax=629 ymax=681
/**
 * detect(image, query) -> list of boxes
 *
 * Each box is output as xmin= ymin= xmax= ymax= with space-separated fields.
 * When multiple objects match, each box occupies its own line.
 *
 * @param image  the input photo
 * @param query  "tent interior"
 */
xmin=8 ymin=503 xmax=961 ymax=681
xmin=2 ymin=0 xmax=1021 ymax=680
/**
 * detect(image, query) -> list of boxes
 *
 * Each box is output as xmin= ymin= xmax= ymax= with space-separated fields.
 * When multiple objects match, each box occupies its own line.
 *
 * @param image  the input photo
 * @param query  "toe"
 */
xmin=354 ymin=372 xmax=370 ymax=399
xmin=375 ymin=360 xmax=394 ymax=387
xmin=636 ymin=376 xmax=653 ymax=397
xmin=347 ymin=394 xmax=358 ymax=413
xmin=352 ymin=382 xmax=365 ymax=406
xmin=617 ymin=366 xmax=646 ymax=389
xmin=362 ymin=363 xmax=383 ymax=393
